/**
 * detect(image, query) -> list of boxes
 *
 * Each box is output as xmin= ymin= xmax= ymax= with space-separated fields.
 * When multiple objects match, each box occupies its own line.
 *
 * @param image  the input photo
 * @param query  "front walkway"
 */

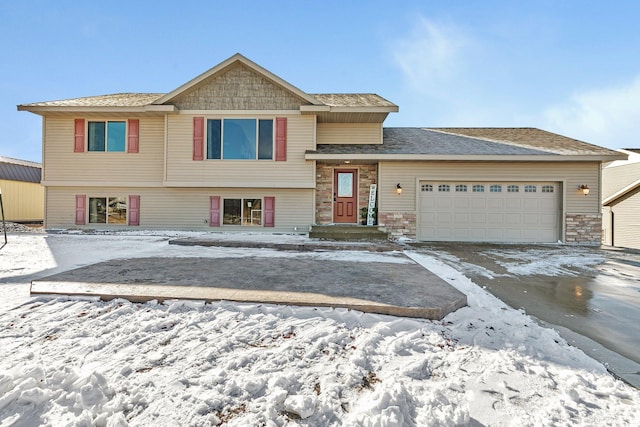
xmin=30 ymin=238 xmax=467 ymax=320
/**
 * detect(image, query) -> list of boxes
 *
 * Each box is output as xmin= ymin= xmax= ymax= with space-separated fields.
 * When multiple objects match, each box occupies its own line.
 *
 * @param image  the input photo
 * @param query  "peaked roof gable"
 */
xmin=153 ymin=53 xmax=321 ymax=109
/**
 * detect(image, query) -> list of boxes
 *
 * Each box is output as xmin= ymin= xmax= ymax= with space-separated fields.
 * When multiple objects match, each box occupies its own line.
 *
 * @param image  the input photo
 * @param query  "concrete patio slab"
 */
xmin=31 ymin=256 xmax=467 ymax=320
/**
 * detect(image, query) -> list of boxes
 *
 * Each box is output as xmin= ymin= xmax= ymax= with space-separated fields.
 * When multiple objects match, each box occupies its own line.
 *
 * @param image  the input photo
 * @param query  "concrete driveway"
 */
xmin=409 ymin=242 xmax=640 ymax=387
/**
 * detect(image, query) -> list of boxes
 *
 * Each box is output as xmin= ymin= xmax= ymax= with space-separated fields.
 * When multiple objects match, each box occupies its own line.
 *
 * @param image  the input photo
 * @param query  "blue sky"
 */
xmin=2 ymin=0 xmax=640 ymax=162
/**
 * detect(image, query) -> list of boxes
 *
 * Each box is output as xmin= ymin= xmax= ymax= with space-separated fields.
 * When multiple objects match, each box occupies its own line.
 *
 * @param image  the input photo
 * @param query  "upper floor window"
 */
xmin=207 ymin=119 xmax=273 ymax=160
xmin=88 ymin=121 xmax=126 ymax=152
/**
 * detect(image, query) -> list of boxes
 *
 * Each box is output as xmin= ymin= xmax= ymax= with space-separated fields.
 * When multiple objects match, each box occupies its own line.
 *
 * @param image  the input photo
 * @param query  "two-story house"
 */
xmin=18 ymin=53 xmax=624 ymax=243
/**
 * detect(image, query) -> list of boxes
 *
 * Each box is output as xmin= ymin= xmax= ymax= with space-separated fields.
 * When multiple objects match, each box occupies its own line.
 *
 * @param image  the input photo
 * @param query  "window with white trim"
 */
xmin=223 ymin=198 xmax=263 ymax=226
xmin=490 ymin=185 xmax=502 ymax=193
xmin=438 ymin=184 xmax=450 ymax=192
xmin=472 ymin=184 xmax=485 ymax=192
xmin=207 ymin=119 xmax=273 ymax=160
xmin=421 ymin=184 xmax=433 ymax=192
xmin=88 ymin=121 xmax=126 ymax=152
xmin=525 ymin=185 xmax=537 ymax=193
xmin=507 ymin=185 xmax=519 ymax=192
xmin=455 ymin=184 xmax=467 ymax=192
xmin=89 ymin=197 xmax=127 ymax=224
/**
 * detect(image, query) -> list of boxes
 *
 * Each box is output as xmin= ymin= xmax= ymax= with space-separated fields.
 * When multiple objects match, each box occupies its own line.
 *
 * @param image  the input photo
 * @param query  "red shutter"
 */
xmin=75 ymin=195 xmax=86 ymax=225
xmin=128 ymin=195 xmax=140 ymax=226
xmin=275 ymin=117 xmax=287 ymax=161
xmin=127 ymin=119 xmax=139 ymax=153
xmin=264 ymin=196 xmax=275 ymax=227
xmin=74 ymin=119 xmax=85 ymax=152
xmin=193 ymin=117 xmax=204 ymax=161
xmin=209 ymin=196 xmax=220 ymax=227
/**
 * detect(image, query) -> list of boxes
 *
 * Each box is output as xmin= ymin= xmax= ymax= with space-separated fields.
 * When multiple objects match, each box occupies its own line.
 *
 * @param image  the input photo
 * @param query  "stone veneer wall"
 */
xmin=378 ymin=212 xmax=417 ymax=239
xmin=565 ymin=213 xmax=602 ymax=244
xmin=315 ymin=163 xmax=377 ymax=224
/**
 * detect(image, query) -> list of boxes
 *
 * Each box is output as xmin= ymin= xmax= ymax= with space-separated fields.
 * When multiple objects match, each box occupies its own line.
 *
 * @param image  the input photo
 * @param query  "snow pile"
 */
xmin=0 ymin=221 xmax=43 ymax=233
xmin=483 ymin=247 xmax=605 ymax=276
xmin=0 ymin=234 xmax=638 ymax=426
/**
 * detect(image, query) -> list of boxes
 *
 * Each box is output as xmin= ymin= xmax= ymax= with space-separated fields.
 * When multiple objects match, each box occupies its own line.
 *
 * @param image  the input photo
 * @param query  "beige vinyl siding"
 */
xmin=0 ymin=180 xmax=44 ymax=221
xmin=602 ymin=207 xmax=613 ymax=245
xmin=316 ymin=123 xmax=382 ymax=145
xmin=43 ymin=116 xmax=165 ymax=185
xmin=378 ymin=161 xmax=601 ymax=214
xmin=165 ymin=115 xmax=316 ymax=187
xmin=602 ymin=162 xmax=640 ymax=198
xmin=45 ymin=187 xmax=313 ymax=232
xmin=609 ymin=190 xmax=640 ymax=249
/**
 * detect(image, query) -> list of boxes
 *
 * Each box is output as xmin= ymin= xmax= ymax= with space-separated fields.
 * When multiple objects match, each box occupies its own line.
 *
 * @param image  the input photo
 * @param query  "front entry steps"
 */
xmin=309 ymin=224 xmax=390 ymax=241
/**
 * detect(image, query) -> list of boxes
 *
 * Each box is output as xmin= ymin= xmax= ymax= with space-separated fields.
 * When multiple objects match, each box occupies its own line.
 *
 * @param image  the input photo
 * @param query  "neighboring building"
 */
xmin=602 ymin=149 xmax=640 ymax=249
xmin=18 ymin=53 xmax=624 ymax=243
xmin=0 ymin=156 xmax=44 ymax=222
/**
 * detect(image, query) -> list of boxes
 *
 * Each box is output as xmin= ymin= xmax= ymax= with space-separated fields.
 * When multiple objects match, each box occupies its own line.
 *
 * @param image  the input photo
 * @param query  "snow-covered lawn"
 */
xmin=0 ymin=232 xmax=638 ymax=426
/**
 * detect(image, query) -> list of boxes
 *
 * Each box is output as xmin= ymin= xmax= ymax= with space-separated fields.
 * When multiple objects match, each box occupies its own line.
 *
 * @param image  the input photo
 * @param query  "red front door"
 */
xmin=333 ymin=169 xmax=358 ymax=223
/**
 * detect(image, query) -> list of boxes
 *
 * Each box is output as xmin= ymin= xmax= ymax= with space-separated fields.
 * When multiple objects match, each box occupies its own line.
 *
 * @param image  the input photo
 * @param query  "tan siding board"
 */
xmin=0 ymin=180 xmax=44 ymax=221
xmin=43 ymin=116 xmax=165 ymax=184
xmin=316 ymin=123 xmax=382 ymax=144
xmin=601 ymin=207 xmax=613 ymax=245
xmin=165 ymin=115 xmax=316 ymax=187
xmin=611 ymin=192 xmax=640 ymax=250
xmin=45 ymin=187 xmax=313 ymax=232
xmin=602 ymin=162 xmax=640 ymax=197
xmin=378 ymin=161 xmax=601 ymax=214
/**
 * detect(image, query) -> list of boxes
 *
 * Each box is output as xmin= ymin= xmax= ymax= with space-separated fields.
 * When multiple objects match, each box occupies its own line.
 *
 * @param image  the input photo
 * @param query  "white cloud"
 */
xmin=542 ymin=76 xmax=640 ymax=149
xmin=392 ymin=17 xmax=470 ymax=98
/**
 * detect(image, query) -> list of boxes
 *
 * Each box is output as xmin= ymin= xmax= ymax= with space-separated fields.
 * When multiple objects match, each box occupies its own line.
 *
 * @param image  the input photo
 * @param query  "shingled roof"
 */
xmin=19 ymin=92 xmax=393 ymax=109
xmin=0 ymin=157 xmax=42 ymax=183
xmin=432 ymin=128 xmax=618 ymax=156
xmin=306 ymin=127 xmax=624 ymax=160
xmin=311 ymin=94 xmax=397 ymax=108
xmin=19 ymin=93 xmax=164 ymax=108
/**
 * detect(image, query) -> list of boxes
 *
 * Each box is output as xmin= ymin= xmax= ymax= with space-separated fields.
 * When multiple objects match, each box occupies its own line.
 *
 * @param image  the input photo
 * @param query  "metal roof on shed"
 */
xmin=0 ymin=157 xmax=42 ymax=183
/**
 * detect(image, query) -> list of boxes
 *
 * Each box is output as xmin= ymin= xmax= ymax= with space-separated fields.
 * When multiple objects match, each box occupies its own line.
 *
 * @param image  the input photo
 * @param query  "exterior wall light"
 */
xmin=396 ymin=183 xmax=403 ymax=195
xmin=579 ymin=184 xmax=590 ymax=196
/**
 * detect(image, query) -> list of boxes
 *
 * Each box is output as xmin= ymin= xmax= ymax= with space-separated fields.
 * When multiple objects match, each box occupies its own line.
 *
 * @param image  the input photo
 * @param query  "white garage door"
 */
xmin=418 ymin=182 xmax=560 ymax=242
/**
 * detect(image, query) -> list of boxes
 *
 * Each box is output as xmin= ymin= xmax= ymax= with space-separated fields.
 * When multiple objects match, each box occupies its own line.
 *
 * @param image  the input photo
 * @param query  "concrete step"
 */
xmin=309 ymin=225 xmax=390 ymax=241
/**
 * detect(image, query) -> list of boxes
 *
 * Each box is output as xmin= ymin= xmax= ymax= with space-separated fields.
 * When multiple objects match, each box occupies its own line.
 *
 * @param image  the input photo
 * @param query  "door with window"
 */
xmin=333 ymin=169 xmax=358 ymax=223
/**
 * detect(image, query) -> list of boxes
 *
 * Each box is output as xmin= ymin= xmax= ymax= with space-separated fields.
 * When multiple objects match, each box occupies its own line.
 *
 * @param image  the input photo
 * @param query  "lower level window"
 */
xmin=89 ymin=197 xmax=127 ymax=224
xmin=223 ymin=198 xmax=262 ymax=226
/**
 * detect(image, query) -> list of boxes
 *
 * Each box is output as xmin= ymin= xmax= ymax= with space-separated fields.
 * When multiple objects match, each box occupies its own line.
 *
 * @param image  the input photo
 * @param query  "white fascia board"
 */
xmin=602 ymin=178 xmax=640 ymax=206
xmin=305 ymin=153 xmax=626 ymax=162
xmin=178 ymin=109 xmax=301 ymax=116
xmin=18 ymin=106 xmax=150 ymax=113
xmin=162 ymin=181 xmax=316 ymax=188
xmin=41 ymin=181 xmax=164 ymax=187
xmin=299 ymin=105 xmax=398 ymax=113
